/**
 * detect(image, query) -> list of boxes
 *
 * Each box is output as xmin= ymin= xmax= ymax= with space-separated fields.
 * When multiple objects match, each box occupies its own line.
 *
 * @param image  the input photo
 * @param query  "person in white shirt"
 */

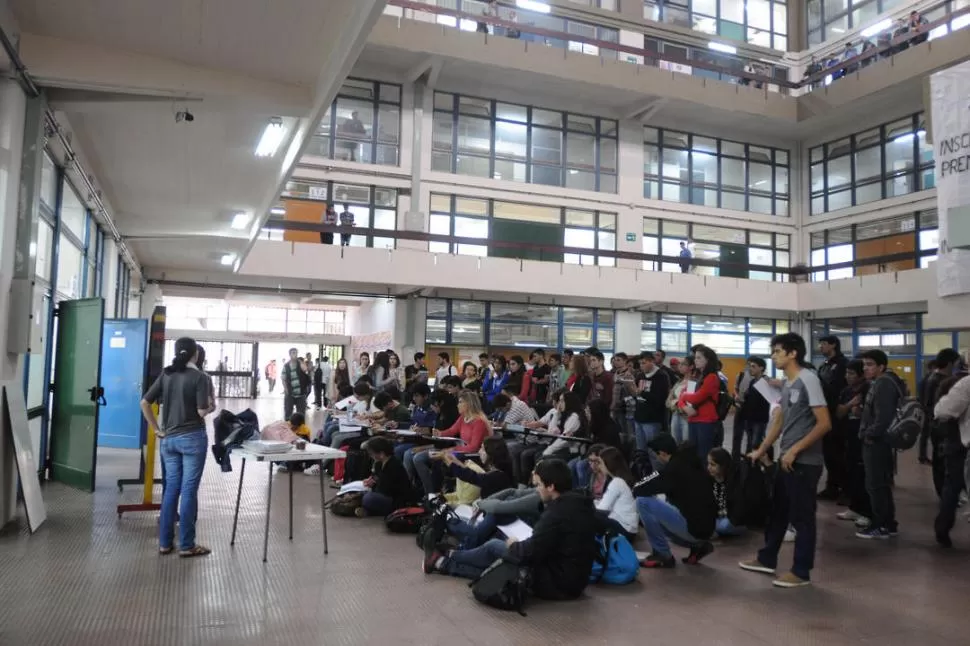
xmin=503 ymin=391 xmax=538 ymax=426
xmin=435 ymin=351 xmax=458 ymax=387
xmin=329 ymin=383 xmax=381 ymax=450
xmin=319 ymin=357 xmax=333 ymax=406
xmin=594 ymin=447 xmax=640 ymax=541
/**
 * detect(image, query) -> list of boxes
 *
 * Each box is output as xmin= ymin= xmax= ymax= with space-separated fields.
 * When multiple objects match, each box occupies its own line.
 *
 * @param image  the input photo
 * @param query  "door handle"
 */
xmin=89 ymin=386 xmax=107 ymax=406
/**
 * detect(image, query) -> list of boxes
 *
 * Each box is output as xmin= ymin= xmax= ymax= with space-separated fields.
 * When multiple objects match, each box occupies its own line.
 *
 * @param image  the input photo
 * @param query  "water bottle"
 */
xmin=347 ymin=408 xmax=355 ymax=424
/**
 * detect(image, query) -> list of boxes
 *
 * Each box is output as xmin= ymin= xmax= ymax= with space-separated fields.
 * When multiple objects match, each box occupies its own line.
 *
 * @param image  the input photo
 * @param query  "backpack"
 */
xmin=589 ymin=532 xmax=639 ymax=585
xmin=733 ymin=460 xmax=773 ymax=528
xmin=716 ymin=378 xmax=735 ymax=421
xmin=384 ymin=506 xmax=429 ymax=534
xmin=328 ymin=491 xmax=365 ymax=517
xmin=884 ymin=377 xmax=926 ymax=451
xmin=468 ymin=558 xmax=531 ymax=616
xmin=333 ymin=446 xmax=372 ymax=483
xmin=416 ymin=496 xmax=458 ymax=549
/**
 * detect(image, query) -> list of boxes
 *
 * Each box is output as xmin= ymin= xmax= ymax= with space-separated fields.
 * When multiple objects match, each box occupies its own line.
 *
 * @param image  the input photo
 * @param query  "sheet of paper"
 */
xmin=432 ymin=436 xmax=462 ymax=443
xmin=392 ymin=429 xmax=418 ymax=437
xmin=453 ymin=504 xmax=479 ymax=523
xmin=753 ymin=378 xmax=782 ymax=405
xmin=497 ymin=519 xmax=533 ymax=542
xmin=686 ymin=380 xmax=698 ymax=394
xmin=334 ymin=395 xmax=356 ymax=411
xmin=338 ymin=480 xmax=369 ymax=495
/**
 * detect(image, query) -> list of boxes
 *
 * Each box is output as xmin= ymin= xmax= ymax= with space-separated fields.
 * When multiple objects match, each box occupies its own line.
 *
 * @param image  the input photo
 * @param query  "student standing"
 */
xmin=834 ymin=360 xmax=871 ymax=526
xmin=740 ymin=333 xmax=831 ymax=588
xmin=678 ymin=346 xmax=721 ymax=461
xmin=816 ymin=335 xmax=848 ymax=501
xmin=339 ymin=204 xmax=354 ymax=246
xmin=933 ymin=371 xmax=970 ymax=547
xmin=321 ymin=205 xmax=337 ymax=244
xmin=435 ymin=351 xmax=458 ymax=387
xmin=281 ymin=347 xmax=308 ymax=420
xmin=735 ymin=357 xmax=771 ymax=458
xmin=265 ymin=359 xmax=278 ymax=394
xmin=586 ymin=349 xmax=614 ymax=408
xmin=633 ymin=351 xmax=670 ymax=452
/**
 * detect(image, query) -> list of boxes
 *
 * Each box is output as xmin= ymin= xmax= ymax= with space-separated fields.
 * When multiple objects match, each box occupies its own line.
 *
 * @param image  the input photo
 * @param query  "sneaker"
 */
xmin=639 ymin=553 xmax=676 ymax=569
xmin=836 ymin=510 xmax=861 ymax=521
xmin=783 ymin=528 xmax=796 ymax=542
xmin=422 ymin=531 xmax=443 ymax=574
xmin=855 ymin=526 xmax=890 ymax=540
xmin=773 ymin=572 xmax=811 ymax=588
xmin=854 ymin=516 xmax=871 ymax=529
xmin=682 ymin=541 xmax=714 ymax=565
xmin=303 ymin=464 xmax=321 ymax=476
xmin=738 ymin=559 xmax=775 ymax=575
xmin=887 ymin=526 xmax=899 ymax=537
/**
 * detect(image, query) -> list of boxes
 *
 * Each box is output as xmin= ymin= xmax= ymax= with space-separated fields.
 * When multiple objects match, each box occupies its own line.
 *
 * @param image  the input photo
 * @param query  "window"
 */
xmin=433 ymin=93 xmax=617 ymax=193
xmin=646 ymin=0 xmax=787 ymax=50
xmin=280 ymin=181 xmax=398 ymax=249
xmin=310 ymin=79 xmax=401 ymax=166
xmin=810 ymin=112 xmax=931 ymax=214
xmin=807 ymin=0 xmax=932 ymax=47
xmin=644 ymin=127 xmax=789 ymax=216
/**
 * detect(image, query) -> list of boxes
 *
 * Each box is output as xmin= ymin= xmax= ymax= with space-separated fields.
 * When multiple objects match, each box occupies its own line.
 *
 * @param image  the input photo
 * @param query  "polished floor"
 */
xmin=1 ymin=397 xmax=969 ymax=646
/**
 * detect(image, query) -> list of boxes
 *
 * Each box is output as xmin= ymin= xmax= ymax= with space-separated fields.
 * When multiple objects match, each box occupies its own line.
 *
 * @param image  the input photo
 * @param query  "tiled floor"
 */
xmin=1 ymin=397 xmax=969 ymax=645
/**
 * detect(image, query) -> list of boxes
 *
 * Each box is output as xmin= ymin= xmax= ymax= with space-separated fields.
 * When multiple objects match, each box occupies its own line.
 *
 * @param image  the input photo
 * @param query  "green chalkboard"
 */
xmin=490 ymin=220 xmax=564 ymax=263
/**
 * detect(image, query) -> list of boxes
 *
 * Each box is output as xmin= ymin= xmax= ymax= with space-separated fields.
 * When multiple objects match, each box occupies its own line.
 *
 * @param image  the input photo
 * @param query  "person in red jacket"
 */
xmin=678 ymin=345 xmax=721 ymax=460
xmin=413 ymin=391 xmax=491 ymax=496
xmin=507 ymin=355 xmax=530 ymax=402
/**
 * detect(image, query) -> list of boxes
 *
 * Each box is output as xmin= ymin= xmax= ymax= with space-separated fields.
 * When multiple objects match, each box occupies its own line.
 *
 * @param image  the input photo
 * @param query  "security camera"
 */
xmin=175 ymin=110 xmax=195 ymax=123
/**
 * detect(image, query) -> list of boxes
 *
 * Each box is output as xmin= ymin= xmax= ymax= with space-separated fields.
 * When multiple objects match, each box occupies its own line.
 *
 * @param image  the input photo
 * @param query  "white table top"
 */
xmin=236 ymin=444 xmax=347 ymax=462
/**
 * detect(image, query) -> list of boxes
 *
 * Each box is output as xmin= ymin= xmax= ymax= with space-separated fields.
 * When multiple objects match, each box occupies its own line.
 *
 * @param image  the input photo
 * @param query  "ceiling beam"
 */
xmin=623 ymin=97 xmax=668 ymax=122
xmin=19 ymin=32 xmax=313 ymax=117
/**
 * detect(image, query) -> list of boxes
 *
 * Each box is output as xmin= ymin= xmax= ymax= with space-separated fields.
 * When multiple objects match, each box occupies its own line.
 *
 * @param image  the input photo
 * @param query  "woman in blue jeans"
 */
xmin=141 ymin=337 xmax=214 ymax=557
xmin=678 ymin=346 xmax=723 ymax=461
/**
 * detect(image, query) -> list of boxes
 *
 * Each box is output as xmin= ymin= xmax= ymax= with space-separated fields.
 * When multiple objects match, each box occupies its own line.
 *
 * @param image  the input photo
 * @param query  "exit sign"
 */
xmin=625 ymin=232 xmax=636 ymax=242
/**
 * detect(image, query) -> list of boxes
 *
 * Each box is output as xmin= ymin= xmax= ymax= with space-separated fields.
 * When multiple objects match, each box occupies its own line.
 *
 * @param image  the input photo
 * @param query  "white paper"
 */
xmin=498 ymin=519 xmax=533 ymax=542
xmin=432 ymin=436 xmax=462 ymax=443
xmin=334 ymin=395 xmax=356 ymax=411
xmin=109 ymin=336 xmax=126 ymax=348
xmin=392 ymin=429 xmax=418 ymax=437
xmin=686 ymin=380 xmax=698 ymax=394
xmin=338 ymin=480 xmax=369 ymax=495
xmin=753 ymin=379 xmax=782 ymax=405
xmin=453 ymin=504 xmax=481 ymax=524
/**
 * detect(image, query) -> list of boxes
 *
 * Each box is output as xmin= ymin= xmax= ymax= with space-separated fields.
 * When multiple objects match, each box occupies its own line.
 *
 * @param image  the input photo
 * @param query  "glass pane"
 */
xmin=532 ymin=127 xmax=563 ymax=165
xmin=457 ymin=116 xmax=491 ymax=155
xmin=60 ymin=181 xmax=87 ymax=241
xmin=491 ymin=302 xmax=558 ymax=322
xmin=495 ymin=121 xmax=527 ymax=161
xmin=56 ymin=236 xmax=84 ymax=298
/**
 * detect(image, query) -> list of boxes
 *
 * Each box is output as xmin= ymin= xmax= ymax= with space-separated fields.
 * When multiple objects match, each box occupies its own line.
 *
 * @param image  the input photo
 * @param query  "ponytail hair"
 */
xmin=166 ymin=337 xmax=197 ymax=374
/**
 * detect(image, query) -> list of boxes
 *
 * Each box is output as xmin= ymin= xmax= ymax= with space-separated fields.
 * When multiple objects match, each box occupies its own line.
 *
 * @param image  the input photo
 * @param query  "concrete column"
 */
xmin=400 ymin=80 xmax=428 ymax=251
xmin=139 ymin=283 xmax=162 ymax=319
xmin=613 ymin=310 xmax=644 ymax=353
xmin=616 ymin=119 xmax=644 ymax=270
xmin=0 ymin=79 xmax=29 ymax=528
xmin=619 ymin=0 xmax=644 ymax=21
xmin=101 ymin=238 xmax=118 ymax=317
xmin=787 ymin=0 xmax=806 ymax=52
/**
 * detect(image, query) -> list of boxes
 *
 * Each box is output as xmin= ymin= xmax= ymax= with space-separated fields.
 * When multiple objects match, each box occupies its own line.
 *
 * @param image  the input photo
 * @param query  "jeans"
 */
xmin=159 ymin=429 xmax=208 ymax=551
xmin=362 ymin=491 xmax=396 ymax=516
xmin=403 ymin=446 xmax=420 ymax=483
xmin=447 ymin=513 xmax=499 ymax=549
xmin=757 ymin=463 xmax=822 ymax=580
xmin=330 ymin=429 xmax=364 ymax=450
xmin=570 ymin=457 xmax=591 ymax=490
xmin=732 ymin=419 xmax=767 ymax=459
xmin=670 ymin=414 xmax=687 ymax=444
xmin=442 ymin=538 xmax=509 ymax=580
xmin=934 ymin=439 xmax=968 ymax=538
xmin=321 ymin=419 xmax=340 ymax=446
xmin=283 ymin=393 xmax=307 ymax=420
xmin=863 ymin=440 xmax=896 ymax=531
xmin=844 ymin=423 xmax=871 ymax=517
xmin=636 ymin=496 xmax=700 ymax=557
xmin=506 ymin=440 xmax=527 ymax=483
xmin=413 ymin=449 xmax=439 ymax=495
xmin=634 ymin=421 xmax=662 ymax=452
xmin=688 ymin=421 xmax=719 ymax=461
xmin=519 ymin=446 xmax=547 ymax=484
xmin=821 ymin=422 xmax=847 ymax=493
xmin=715 ymin=516 xmax=744 ymax=537
xmin=394 ymin=442 xmax=415 ymax=464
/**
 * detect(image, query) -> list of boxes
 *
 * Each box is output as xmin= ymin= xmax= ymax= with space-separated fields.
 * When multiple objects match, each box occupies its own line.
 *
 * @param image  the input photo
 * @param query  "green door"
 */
xmin=49 ymin=298 xmax=105 ymax=491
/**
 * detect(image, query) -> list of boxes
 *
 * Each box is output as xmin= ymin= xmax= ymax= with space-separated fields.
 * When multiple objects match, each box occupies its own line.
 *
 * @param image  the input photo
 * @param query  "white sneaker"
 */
xmin=837 ymin=510 xmax=861 ymax=521
xmin=304 ymin=464 xmax=321 ymax=476
xmin=783 ymin=528 xmax=796 ymax=542
xmin=854 ymin=516 xmax=871 ymax=529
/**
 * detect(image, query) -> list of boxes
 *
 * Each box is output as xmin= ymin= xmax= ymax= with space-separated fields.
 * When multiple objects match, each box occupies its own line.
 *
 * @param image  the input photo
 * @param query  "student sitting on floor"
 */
xmin=634 ymin=434 xmax=716 ymax=568
xmin=707 ymin=448 xmax=744 ymax=537
xmin=594 ymin=447 xmax=640 ymax=542
xmin=424 ymin=459 xmax=598 ymax=602
xmin=356 ymin=437 xmax=413 ymax=518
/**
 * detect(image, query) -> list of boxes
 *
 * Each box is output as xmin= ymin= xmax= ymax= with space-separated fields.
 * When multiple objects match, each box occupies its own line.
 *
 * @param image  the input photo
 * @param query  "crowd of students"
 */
xmin=282 ymin=332 xmax=969 ymax=601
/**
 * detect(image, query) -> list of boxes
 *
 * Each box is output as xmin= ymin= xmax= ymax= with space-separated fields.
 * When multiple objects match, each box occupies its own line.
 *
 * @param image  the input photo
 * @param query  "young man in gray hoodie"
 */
xmin=857 ymin=349 xmax=905 ymax=540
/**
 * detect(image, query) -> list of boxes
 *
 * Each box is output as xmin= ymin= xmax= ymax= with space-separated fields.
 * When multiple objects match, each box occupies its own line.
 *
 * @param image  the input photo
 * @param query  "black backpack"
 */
xmin=342 ymin=448 xmax=373 ymax=484
xmin=469 ymin=558 xmax=531 ymax=616
xmin=716 ymin=378 xmax=735 ymax=421
xmin=883 ymin=377 xmax=926 ymax=451
xmin=733 ymin=460 xmax=773 ymax=528
xmin=384 ymin=506 xmax=428 ymax=534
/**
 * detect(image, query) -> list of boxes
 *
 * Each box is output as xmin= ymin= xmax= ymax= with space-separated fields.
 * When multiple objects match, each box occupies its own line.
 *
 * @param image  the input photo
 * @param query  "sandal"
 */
xmin=178 ymin=545 xmax=212 ymax=558
xmin=159 ymin=547 xmax=173 ymax=555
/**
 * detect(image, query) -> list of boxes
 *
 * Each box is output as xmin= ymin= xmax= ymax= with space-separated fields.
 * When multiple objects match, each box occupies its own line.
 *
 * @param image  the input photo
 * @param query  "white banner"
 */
xmin=930 ymin=61 xmax=970 ymax=297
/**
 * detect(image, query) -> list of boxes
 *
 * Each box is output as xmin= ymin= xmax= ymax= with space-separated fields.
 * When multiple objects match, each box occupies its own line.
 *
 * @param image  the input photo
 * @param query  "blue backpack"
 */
xmin=589 ymin=533 xmax=639 ymax=585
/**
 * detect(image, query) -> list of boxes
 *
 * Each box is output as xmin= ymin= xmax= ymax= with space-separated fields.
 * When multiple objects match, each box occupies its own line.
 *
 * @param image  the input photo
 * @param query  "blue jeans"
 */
xmin=394 ymin=442 xmax=415 ymax=464
xmin=715 ymin=516 xmax=744 ymax=537
xmin=688 ymin=421 xmax=719 ymax=461
xmin=447 ymin=513 xmax=499 ymax=549
xmin=670 ymin=414 xmax=687 ymax=444
xmin=757 ymin=463 xmax=822 ymax=580
xmin=321 ymin=419 xmax=340 ymax=446
xmin=636 ymin=495 xmax=700 ymax=557
xmin=413 ymin=448 xmax=438 ymax=495
xmin=570 ymin=457 xmax=591 ymax=490
xmin=443 ymin=537 xmax=509 ymax=579
xmin=159 ymin=429 xmax=208 ymax=551
xmin=362 ymin=491 xmax=395 ymax=516
xmin=634 ymin=421 xmax=662 ymax=453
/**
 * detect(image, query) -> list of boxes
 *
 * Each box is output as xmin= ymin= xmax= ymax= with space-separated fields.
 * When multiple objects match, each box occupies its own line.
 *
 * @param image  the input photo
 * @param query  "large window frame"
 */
xmin=282 ymin=179 xmax=399 ymax=250
xmin=308 ymin=78 xmax=402 ymax=166
xmin=432 ymin=92 xmax=619 ymax=193
xmin=810 ymin=112 xmax=934 ymax=215
xmin=644 ymin=126 xmax=790 ymax=216
xmin=645 ymin=0 xmax=789 ymax=51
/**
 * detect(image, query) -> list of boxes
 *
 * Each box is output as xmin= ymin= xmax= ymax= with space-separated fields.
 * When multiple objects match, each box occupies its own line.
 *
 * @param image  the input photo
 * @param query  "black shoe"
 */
xmin=936 ymin=531 xmax=953 ymax=548
xmin=640 ymin=553 xmax=676 ymax=569
xmin=918 ymin=456 xmax=932 ymax=466
xmin=683 ymin=541 xmax=714 ymax=565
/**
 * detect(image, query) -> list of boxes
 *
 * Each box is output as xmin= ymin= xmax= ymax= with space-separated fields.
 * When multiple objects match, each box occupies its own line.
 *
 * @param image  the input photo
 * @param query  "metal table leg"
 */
xmin=288 ymin=468 xmax=294 ymax=540
xmin=230 ymin=458 xmax=247 ymax=546
xmin=262 ymin=462 xmax=274 ymax=563
xmin=319 ymin=459 xmax=329 ymax=555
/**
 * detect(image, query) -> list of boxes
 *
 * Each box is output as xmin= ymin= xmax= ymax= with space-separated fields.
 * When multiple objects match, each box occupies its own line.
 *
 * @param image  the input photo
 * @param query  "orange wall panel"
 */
xmin=282 ymin=198 xmax=324 ymax=243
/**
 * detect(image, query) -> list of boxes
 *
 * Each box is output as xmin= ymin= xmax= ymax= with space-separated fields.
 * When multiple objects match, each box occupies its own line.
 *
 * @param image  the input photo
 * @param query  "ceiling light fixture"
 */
xmin=516 ymin=0 xmax=551 ymax=14
xmin=270 ymin=207 xmax=286 ymax=216
xmin=255 ymin=117 xmax=286 ymax=158
xmin=708 ymin=41 xmax=737 ymax=55
xmin=231 ymin=212 xmax=250 ymax=230
xmin=860 ymin=19 xmax=892 ymax=39
xmin=220 ymin=253 xmax=236 ymax=266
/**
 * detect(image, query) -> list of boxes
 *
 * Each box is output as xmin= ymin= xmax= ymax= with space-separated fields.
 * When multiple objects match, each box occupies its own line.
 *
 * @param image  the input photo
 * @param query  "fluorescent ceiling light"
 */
xmin=231 ymin=212 xmax=250 ymax=229
xmin=255 ymin=118 xmax=286 ymax=157
xmin=517 ymin=0 xmax=551 ymax=13
xmin=270 ymin=207 xmax=286 ymax=216
xmin=220 ymin=254 xmax=236 ymax=266
xmin=708 ymin=41 xmax=737 ymax=55
xmin=860 ymin=19 xmax=892 ymax=39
